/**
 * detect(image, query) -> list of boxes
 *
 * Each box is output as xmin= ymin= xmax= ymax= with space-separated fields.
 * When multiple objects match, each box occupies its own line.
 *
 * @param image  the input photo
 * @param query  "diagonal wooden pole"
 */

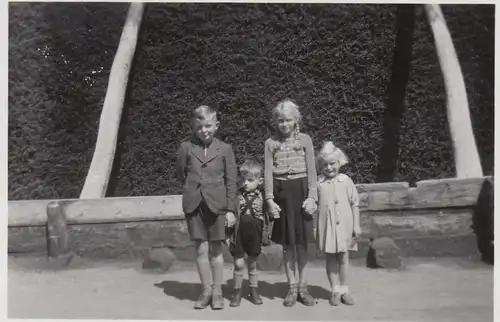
xmin=80 ymin=2 xmax=144 ymax=199
xmin=424 ymin=4 xmax=483 ymax=178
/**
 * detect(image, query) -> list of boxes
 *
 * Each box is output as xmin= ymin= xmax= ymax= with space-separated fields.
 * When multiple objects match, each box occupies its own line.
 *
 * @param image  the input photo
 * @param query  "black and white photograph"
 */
xmin=7 ymin=1 xmax=494 ymax=321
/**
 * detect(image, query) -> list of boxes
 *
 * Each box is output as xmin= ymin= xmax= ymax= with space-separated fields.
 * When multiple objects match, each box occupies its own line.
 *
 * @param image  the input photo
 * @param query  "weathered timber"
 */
xmin=411 ymin=177 xmax=488 ymax=208
xmin=8 ymin=199 xmax=53 ymax=227
xmin=356 ymin=182 xmax=410 ymax=193
xmin=81 ymin=2 xmax=145 ymax=198
xmin=46 ymin=202 xmax=69 ymax=257
xmin=425 ymin=4 xmax=483 ymax=178
xmin=358 ymin=189 xmax=411 ymax=211
xmin=9 ymin=195 xmax=183 ymax=227
xmin=9 ymin=177 xmax=491 ymax=228
xmin=360 ymin=208 xmax=473 ymax=239
xmin=8 ymin=177 xmax=491 ymax=261
xmin=66 ymin=220 xmax=192 ymax=259
xmin=8 ymin=226 xmax=47 ymax=253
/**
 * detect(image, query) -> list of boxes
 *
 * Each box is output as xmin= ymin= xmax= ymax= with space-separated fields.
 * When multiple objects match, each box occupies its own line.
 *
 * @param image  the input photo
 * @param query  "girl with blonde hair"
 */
xmin=316 ymin=141 xmax=360 ymax=306
xmin=264 ymin=99 xmax=318 ymax=307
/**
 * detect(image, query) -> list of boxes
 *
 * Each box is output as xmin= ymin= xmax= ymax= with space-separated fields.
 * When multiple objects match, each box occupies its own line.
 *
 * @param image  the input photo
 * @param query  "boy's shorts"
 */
xmin=185 ymin=200 xmax=225 ymax=241
xmin=230 ymin=215 xmax=263 ymax=258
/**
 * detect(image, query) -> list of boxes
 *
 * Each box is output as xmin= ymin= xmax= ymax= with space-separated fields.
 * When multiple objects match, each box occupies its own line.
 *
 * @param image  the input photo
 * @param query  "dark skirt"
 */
xmin=271 ymin=177 xmax=315 ymax=247
xmin=185 ymin=200 xmax=225 ymax=241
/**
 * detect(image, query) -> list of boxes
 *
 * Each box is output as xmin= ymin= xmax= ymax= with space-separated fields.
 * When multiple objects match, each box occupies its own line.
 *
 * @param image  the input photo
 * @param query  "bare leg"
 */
xmin=339 ymin=252 xmax=354 ymax=305
xmin=193 ymin=240 xmax=212 ymax=309
xmin=283 ymin=245 xmax=298 ymax=307
xmin=296 ymin=244 xmax=309 ymax=285
xmin=326 ymin=253 xmax=340 ymax=293
xmin=297 ymin=244 xmax=314 ymax=306
xmin=209 ymin=241 xmax=225 ymax=309
xmin=248 ymin=256 xmax=263 ymax=305
xmin=229 ymin=256 xmax=245 ymax=307
xmin=194 ymin=240 xmax=212 ymax=291
xmin=339 ymin=251 xmax=349 ymax=292
xmin=283 ymin=245 xmax=297 ymax=285
xmin=247 ymin=256 xmax=259 ymax=288
xmin=232 ymin=257 xmax=245 ymax=289
xmin=209 ymin=241 xmax=224 ymax=290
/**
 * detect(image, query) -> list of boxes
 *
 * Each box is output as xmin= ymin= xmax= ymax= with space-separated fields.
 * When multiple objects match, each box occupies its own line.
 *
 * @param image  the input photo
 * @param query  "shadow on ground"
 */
xmin=154 ymin=279 xmax=331 ymax=303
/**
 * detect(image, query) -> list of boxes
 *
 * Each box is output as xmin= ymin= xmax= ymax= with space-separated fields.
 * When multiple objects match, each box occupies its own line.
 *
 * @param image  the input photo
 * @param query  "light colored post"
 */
xmin=80 ymin=2 xmax=144 ymax=198
xmin=47 ymin=201 xmax=69 ymax=257
xmin=424 ymin=4 xmax=483 ymax=178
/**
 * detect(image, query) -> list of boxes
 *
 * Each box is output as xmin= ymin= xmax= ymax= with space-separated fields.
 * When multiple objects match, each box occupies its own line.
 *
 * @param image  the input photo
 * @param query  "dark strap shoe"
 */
xmin=249 ymin=287 xmax=263 ymax=305
xmin=298 ymin=284 xmax=315 ymax=306
xmin=283 ymin=283 xmax=298 ymax=307
xmin=211 ymin=287 xmax=224 ymax=310
xmin=193 ymin=288 xmax=212 ymax=309
xmin=341 ymin=293 xmax=355 ymax=305
xmin=229 ymin=288 xmax=243 ymax=307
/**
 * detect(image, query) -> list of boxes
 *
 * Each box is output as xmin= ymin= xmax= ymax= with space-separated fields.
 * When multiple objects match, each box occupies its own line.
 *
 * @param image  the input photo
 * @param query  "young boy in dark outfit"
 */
xmin=227 ymin=159 xmax=275 ymax=307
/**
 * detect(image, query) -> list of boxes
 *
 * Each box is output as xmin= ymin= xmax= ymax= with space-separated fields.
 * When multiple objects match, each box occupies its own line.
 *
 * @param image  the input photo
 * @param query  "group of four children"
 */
xmin=176 ymin=99 xmax=361 ymax=310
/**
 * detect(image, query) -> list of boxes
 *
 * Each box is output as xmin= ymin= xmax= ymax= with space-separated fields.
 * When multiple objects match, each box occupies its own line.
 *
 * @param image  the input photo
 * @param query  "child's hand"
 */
xmin=302 ymin=198 xmax=317 ymax=215
xmin=225 ymin=211 xmax=236 ymax=228
xmin=353 ymin=226 xmax=362 ymax=238
xmin=267 ymin=199 xmax=281 ymax=219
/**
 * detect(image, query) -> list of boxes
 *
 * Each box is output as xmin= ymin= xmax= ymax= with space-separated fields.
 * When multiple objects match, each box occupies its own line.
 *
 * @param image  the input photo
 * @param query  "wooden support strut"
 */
xmin=424 ymin=4 xmax=483 ymax=178
xmin=80 ymin=2 xmax=145 ymax=199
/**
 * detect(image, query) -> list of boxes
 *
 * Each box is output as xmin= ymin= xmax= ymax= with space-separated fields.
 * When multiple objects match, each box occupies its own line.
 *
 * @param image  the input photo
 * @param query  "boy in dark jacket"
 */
xmin=176 ymin=105 xmax=237 ymax=310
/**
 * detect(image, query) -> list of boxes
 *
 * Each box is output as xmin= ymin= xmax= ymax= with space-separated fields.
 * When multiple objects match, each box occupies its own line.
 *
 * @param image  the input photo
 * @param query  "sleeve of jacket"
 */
xmin=175 ymin=142 xmax=188 ymax=183
xmin=228 ymin=195 xmax=241 ymax=246
xmin=224 ymin=144 xmax=238 ymax=213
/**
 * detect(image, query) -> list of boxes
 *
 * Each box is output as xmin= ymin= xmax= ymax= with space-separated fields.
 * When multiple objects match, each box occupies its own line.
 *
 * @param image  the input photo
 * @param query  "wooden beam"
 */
xmin=411 ymin=177 xmax=488 ymax=208
xmin=9 ymin=177 xmax=491 ymax=227
xmin=424 ymin=4 xmax=483 ymax=178
xmin=80 ymin=2 xmax=145 ymax=199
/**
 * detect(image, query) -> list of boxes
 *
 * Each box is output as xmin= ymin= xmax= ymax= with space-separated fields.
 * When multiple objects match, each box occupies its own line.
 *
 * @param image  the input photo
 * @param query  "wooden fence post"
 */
xmin=46 ymin=201 xmax=72 ymax=265
xmin=424 ymin=4 xmax=483 ymax=178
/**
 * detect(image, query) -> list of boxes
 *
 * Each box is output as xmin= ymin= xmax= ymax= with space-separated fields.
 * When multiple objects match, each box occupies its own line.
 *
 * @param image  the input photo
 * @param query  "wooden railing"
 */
xmin=8 ymin=177 xmax=492 ymax=261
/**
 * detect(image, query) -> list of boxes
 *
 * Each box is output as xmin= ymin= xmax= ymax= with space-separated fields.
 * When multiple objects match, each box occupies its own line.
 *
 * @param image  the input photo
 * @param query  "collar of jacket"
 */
xmin=189 ymin=135 xmax=221 ymax=163
xmin=318 ymin=173 xmax=347 ymax=183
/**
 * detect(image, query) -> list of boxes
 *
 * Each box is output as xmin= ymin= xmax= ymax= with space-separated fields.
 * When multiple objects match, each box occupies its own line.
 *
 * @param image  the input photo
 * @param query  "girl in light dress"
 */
xmin=316 ymin=141 xmax=361 ymax=306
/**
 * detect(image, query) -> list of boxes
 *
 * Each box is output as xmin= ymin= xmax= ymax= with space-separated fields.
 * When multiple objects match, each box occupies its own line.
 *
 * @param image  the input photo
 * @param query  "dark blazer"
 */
xmin=176 ymin=136 xmax=238 ymax=215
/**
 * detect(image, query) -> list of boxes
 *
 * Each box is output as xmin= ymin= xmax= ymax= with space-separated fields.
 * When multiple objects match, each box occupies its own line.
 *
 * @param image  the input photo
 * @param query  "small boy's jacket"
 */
xmin=176 ymin=135 xmax=238 ymax=215
xmin=226 ymin=188 xmax=274 ymax=247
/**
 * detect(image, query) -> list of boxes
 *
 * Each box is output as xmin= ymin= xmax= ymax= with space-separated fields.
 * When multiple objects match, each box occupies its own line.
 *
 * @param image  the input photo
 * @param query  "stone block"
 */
xmin=366 ymin=237 xmax=406 ymax=270
xmin=142 ymin=248 xmax=176 ymax=272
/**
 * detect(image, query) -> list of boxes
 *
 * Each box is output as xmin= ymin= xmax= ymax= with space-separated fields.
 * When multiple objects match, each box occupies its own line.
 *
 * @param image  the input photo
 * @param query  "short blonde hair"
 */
xmin=239 ymin=159 xmax=262 ymax=179
xmin=192 ymin=105 xmax=217 ymax=123
xmin=317 ymin=141 xmax=349 ymax=169
xmin=272 ymin=99 xmax=302 ymax=132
